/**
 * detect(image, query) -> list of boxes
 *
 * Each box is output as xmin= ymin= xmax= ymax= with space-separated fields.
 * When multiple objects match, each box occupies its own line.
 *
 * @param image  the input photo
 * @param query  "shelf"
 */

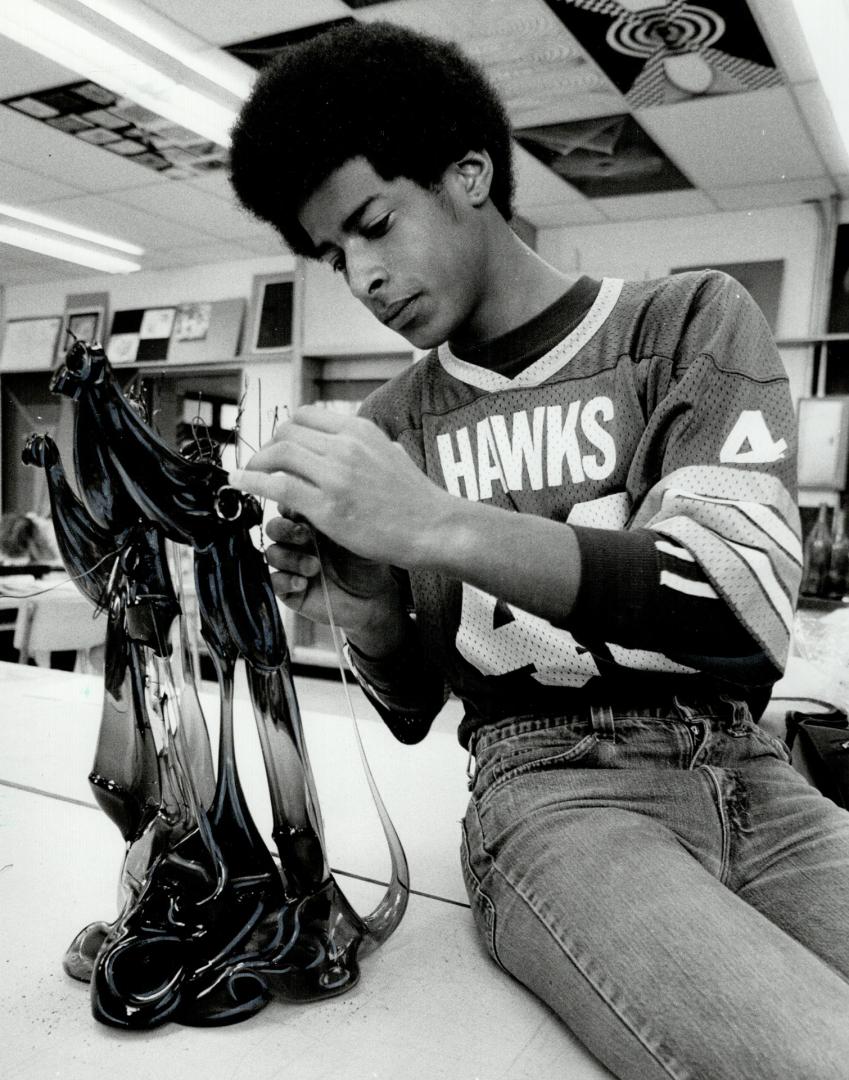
xmin=109 ymin=350 xmax=293 ymax=375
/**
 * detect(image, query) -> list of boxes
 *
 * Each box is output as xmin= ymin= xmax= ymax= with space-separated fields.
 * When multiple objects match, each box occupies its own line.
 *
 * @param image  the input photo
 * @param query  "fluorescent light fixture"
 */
xmin=0 ymin=0 xmax=240 ymax=146
xmin=0 ymin=223 xmax=141 ymax=273
xmin=0 ymin=202 xmax=144 ymax=256
xmin=73 ymin=0 xmax=254 ymax=100
xmin=789 ymin=0 xmax=849 ymax=161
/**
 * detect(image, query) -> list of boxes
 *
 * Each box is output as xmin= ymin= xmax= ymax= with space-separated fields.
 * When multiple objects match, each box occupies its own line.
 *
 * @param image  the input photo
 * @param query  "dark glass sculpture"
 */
xmin=23 ymin=340 xmax=408 ymax=1028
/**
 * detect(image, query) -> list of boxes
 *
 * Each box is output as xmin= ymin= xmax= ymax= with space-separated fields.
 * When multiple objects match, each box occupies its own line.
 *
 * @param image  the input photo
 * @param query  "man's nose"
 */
xmin=345 ymin=242 xmax=386 ymax=301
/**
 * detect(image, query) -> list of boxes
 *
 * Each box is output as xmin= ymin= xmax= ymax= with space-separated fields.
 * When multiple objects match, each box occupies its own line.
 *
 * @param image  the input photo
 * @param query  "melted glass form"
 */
xmin=24 ymin=341 xmax=409 ymax=1029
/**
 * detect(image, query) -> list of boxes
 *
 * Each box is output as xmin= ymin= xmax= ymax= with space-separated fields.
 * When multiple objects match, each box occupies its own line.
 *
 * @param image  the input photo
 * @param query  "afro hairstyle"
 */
xmin=228 ymin=20 xmax=515 ymax=257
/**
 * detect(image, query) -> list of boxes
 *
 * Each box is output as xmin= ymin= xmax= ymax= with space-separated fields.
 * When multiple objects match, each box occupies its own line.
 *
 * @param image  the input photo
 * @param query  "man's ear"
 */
xmin=452 ymin=150 xmax=493 ymax=207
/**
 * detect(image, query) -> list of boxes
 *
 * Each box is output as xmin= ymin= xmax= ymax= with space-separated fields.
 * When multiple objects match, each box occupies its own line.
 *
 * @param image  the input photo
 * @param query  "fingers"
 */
xmin=264 ymin=541 xmax=320 ymax=581
xmin=227 ymin=465 xmax=316 ymax=510
xmin=265 ymin=515 xmax=312 ymax=546
xmin=268 ymin=569 xmax=308 ymax=611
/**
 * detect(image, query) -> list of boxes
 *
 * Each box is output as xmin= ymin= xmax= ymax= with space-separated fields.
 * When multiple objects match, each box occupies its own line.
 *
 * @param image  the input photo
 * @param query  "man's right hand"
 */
xmin=264 ymin=511 xmax=402 ymax=645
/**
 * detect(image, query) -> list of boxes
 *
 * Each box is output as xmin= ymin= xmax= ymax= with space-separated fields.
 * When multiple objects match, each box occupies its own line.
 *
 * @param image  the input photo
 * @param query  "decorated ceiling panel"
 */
xmin=538 ymin=0 xmax=782 ymax=107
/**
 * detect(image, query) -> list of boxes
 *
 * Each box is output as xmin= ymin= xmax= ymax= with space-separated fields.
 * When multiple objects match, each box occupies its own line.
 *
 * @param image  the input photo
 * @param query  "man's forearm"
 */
xmin=411 ymin=495 xmax=583 ymax=625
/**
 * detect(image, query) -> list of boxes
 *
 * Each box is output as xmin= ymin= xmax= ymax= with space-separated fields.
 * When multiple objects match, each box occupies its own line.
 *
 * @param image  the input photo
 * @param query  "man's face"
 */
xmin=298 ymin=157 xmax=486 ymax=349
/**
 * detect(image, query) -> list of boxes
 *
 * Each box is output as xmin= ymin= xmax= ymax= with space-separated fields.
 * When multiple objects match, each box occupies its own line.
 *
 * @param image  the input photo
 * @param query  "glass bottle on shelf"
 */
xmin=801 ymin=502 xmax=832 ymax=597
xmin=826 ymin=507 xmax=849 ymax=600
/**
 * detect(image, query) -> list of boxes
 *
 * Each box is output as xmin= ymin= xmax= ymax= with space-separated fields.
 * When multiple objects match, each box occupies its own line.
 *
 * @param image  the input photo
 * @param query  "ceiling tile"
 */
xmin=238 ymin=232 xmax=291 ymax=257
xmin=142 ymin=0 xmax=351 ymax=44
xmin=539 ymin=0 xmax=784 ymax=109
xmin=517 ymin=114 xmax=693 ymax=199
xmin=522 ymin=201 xmax=606 ymax=228
xmin=112 ymin=184 xmax=270 ymax=241
xmin=0 ymin=160 xmax=85 ymax=204
xmin=709 ymin=176 xmax=836 ymax=211
xmin=0 ymin=257 xmax=93 ymax=285
xmin=636 ymin=86 xmax=825 ymax=187
xmin=594 ymin=190 xmax=717 ymax=221
xmin=0 ymin=39 xmax=81 ymax=99
xmin=141 ymin=241 xmax=266 ymax=270
xmin=747 ymin=0 xmax=818 ymax=83
xmin=514 ymin=143 xmax=586 ymax=207
xmin=0 ymin=107 xmax=172 ymax=194
xmin=355 ymin=0 xmax=623 ymax=119
xmin=794 ymin=82 xmax=849 ymax=178
xmin=44 ymin=194 xmax=214 ymax=251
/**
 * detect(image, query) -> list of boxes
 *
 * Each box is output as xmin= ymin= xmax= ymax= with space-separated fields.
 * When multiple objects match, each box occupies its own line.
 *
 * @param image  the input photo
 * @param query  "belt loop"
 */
xmin=590 ymin=703 xmax=615 ymax=741
xmin=673 ymin=695 xmax=697 ymax=722
xmin=719 ymin=694 xmax=749 ymax=733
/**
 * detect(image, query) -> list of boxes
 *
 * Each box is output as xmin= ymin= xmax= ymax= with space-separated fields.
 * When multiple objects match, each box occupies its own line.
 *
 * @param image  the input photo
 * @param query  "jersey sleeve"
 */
xmin=566 ymin=271 xmax=802 ymax=684
xmin=343 ymin=587 xmax=449 ymax=744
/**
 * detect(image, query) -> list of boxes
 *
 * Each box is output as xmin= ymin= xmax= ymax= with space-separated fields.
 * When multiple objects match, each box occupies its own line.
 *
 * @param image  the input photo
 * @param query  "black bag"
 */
xmin=785 ymin=709 xmax=849 ymax=810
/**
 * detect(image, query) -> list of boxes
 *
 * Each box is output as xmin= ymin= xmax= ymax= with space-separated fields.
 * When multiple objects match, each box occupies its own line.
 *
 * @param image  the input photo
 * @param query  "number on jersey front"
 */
xmin=455 ymin=584 xmax=599 ymax=687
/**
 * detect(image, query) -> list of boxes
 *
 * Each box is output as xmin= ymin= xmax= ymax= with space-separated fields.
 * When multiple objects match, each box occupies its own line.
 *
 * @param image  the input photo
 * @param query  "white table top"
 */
xmin=0 ymin=660 xmax=612 ymax=1080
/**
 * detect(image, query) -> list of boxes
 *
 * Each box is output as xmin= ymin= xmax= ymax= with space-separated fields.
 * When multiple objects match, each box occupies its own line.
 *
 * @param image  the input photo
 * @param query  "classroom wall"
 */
xmin=2 ymin=252 xmax=295 ymax=321
xmin=536 ymin=201 xmax=828 ymax=406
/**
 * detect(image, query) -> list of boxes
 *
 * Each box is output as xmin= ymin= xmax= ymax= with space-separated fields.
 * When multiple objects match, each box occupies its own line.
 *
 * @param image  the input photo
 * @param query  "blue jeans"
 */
xmin=461 ymin=697 xmax=849 ymax=1080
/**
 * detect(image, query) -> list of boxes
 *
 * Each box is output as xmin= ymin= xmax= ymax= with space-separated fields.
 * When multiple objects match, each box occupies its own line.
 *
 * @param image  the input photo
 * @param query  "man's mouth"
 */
xmin=379 ymin=296 xmax=418 ymax=328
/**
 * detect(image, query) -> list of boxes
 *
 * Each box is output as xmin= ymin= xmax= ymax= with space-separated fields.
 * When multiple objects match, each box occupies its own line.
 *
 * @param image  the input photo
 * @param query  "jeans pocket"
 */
xmin=478 ymin=731 xmax=599 ymax=803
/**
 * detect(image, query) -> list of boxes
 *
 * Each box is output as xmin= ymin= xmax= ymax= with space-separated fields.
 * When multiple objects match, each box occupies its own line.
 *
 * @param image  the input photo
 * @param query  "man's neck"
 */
xmin=448 ymin=219 xmax=578 ymax=351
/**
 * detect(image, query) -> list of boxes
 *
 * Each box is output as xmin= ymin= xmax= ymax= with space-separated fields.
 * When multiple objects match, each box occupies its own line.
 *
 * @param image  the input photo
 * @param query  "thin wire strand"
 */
xmin=2 ymin=546 xmax=122 ymax=600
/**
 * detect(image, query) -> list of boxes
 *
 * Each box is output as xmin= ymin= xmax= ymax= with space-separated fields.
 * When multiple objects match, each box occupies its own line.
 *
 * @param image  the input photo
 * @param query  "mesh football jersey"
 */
xmin=349 ymin=270 xmax=802 ymax=748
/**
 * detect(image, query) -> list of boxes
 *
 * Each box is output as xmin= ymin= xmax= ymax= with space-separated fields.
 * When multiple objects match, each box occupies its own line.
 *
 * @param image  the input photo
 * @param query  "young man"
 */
xmin=228 ymin=21 xmax=849 ymax=1079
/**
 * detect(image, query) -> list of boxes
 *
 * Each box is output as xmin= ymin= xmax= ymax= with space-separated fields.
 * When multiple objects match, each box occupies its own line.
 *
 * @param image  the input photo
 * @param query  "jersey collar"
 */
xmin=437 ymin=277 xmax=624 ymax=391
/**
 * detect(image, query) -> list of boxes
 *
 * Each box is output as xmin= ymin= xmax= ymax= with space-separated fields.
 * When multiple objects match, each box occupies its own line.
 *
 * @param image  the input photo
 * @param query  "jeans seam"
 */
xmin=487 ymin=858 xmax=691 ymax=1080
xmin=461 ymin=807 xmax=505 ymax=969
xmin=699 ymin=765 xmax=732 ymax=885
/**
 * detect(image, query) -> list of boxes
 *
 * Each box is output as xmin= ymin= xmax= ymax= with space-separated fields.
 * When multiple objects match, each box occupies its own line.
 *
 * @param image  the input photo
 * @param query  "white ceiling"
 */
xmin=0 ymin=0 xmax=846 ymax=287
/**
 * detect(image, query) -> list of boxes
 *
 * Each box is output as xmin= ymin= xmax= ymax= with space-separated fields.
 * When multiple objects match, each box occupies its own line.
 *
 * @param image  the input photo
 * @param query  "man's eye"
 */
xmin=329 ymin=255 xmax=345 ymax=274
xmin=364 ymin=215 xmax=391 ymax=239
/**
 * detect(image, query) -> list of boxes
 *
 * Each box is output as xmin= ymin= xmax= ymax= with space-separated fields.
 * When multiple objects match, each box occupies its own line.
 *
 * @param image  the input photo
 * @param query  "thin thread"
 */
xmin=4 ymin=546 xmax=121 ymax=600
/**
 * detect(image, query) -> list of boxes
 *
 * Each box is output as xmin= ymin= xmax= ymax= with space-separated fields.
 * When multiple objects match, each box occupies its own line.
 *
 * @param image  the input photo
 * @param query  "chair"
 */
xmin=13 ymin=587 xmax=107 ymax=673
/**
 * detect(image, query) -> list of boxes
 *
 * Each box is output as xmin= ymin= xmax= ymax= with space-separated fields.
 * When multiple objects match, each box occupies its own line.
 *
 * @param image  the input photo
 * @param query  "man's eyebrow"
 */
xmin=312 ymin=195 xmax=381 ymax=259
xmin=342 ymin=195 xmax=379 ymax=235
xmin=314 ymin=195 xmax=380 ymax=256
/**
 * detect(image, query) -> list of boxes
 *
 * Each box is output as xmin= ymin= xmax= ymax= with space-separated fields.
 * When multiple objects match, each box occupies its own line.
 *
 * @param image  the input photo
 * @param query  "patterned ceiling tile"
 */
xmin=538 ymin=0 xmax=782 ymax=108
xmin=354 ymin=0 xmax=625 ymax=123
xmin=1 ymin=81 xmax=227 ymax=181
xmin=516 ymin=113 xmax=692 ymax=197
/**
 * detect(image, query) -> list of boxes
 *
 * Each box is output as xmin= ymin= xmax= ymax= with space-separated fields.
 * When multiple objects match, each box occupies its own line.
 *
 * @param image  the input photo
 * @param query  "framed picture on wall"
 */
xmin=0 ymin=316 xmax=62 ymax=371
xmin=56 ymin=291 xmax=110 ymax=361
xmin=244 ymin=272 xmax=295 ymax=358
